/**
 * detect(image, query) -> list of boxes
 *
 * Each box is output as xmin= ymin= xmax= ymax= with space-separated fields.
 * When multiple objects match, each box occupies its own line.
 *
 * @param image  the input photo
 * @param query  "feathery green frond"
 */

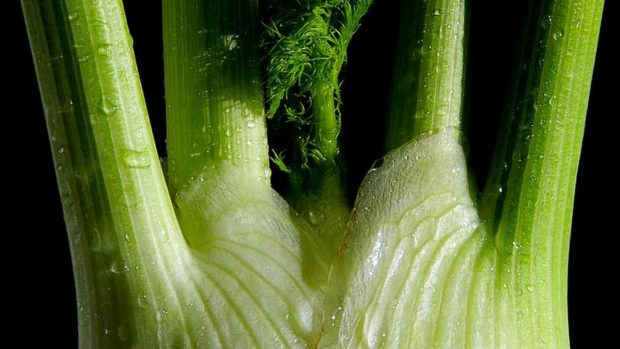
xmin=263 ymin=0 xmax=374 ymax=180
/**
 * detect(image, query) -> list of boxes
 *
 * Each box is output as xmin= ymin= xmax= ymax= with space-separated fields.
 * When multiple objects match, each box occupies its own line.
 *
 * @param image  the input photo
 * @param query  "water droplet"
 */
xmin=307 ymin=209 xmax=325 ymax=226
xmin=542 ymin=15 xmax=553 ymax=28
xmin=56 ymin=164 xmax=64 ymax=171
xmin=104 ymin=328 xmax=109 ymax=335
xmin=68 ymin=12 xmax=79 ymax=21
xmin=98 ymin=97 xmax=119 ymax=116
xmin=118 ymin=325 xmax=128 ymax=342
xmin=122 ymin=148 xmax=151 ymax=169
xmin=109 ymin=261 xmax=121 ymax=274
xmin=247 ymin=120 xmax=256 ymax=128
xmin=433 ymin=9 xmax=442 ymax=16
xmin=553 ymin=30 xmax=565 ymax=40
xmin=263 ymin=168 xmax=271 ymax=179
xmin=221 ymin=34 xmax=240 ymax=51
xmin=137 ymin=294 xmax=147 ymax=308
xmin=371 ymin=157 xmax=384 ymax=169
xmin=97 ymin=44 xmax=111 ymax=56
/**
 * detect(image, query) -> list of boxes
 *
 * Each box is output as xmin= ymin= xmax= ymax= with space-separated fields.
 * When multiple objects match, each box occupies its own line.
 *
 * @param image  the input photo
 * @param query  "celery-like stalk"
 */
xmin=385 ymin=0 xmax=466 ymax=149
xmin=163 ymin=0 xmax=332 ymax=347
xmin=481 ymin=0 xmax=605 ymax=345
xmin=322 ymin=0 xmax=604 ymax=347
xmin=21 ymin=0 xmax=193 ymax=346
xmin=163 ymin=0 xmax=269 ymax=193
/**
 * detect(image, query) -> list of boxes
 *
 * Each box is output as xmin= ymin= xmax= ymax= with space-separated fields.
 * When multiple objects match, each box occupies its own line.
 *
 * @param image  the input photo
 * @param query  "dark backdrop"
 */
xmin=9 ymin=0 xmax=614 ymax=347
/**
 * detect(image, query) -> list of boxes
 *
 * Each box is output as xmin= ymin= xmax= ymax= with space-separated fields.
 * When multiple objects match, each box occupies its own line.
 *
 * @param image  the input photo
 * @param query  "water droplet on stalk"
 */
xmin=307 ymin=209 xmax=325 ymax=226
xmin=68 ymin=12 xmax=79 ymax=21
xmin=97 ymin=44 xmax=111 ymax=56
xmin=122 ymin=148 xmax=151 ymax=169
xmin=98 ymin=98 xmax=119 ymax=116
xmin=371 ymin=157 xmax=384 ymax=169
xmin=109 ymin=261 xmax=121 ymax=274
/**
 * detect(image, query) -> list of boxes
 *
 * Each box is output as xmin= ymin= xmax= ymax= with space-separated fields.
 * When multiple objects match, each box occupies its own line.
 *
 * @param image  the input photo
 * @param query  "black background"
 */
xmin=8 ymin=0 xmax=615 ymax=347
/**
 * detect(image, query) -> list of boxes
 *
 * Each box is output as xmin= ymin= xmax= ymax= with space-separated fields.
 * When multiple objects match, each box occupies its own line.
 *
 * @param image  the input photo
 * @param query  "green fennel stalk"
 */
xmin=22 ymin=0 xmax=603 ymax=347
xmin=321 ymin=0 xmax=603 ymax=347
xmin=21 ymin=0 xmax=192 ymax=346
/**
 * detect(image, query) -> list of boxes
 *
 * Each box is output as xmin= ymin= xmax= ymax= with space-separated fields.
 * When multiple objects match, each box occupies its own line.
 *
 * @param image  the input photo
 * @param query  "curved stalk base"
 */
xmin=320 ymin=129 xmax=567 ymax=348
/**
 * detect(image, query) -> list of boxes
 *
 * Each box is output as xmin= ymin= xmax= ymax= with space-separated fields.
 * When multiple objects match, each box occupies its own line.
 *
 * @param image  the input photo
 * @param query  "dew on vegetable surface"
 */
xmin=98 ymin=97 xmax=120 ymax=117
xmin=122 ymin=148 xmax=151 ymax=169
xmin=370 ymin=157 xmax=384 ymax=170
xmin=109 ymin=261 xmax=121 ymax=274
xmin=97 ymin=43 xmax=111 ymax=56
xmin=307 ymin=209 xmax=325 ymax=226
xmin=67 ymin=11 xmax=79 ymax=21
xmin=118 ymin=324 xmax=128 ymax=342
